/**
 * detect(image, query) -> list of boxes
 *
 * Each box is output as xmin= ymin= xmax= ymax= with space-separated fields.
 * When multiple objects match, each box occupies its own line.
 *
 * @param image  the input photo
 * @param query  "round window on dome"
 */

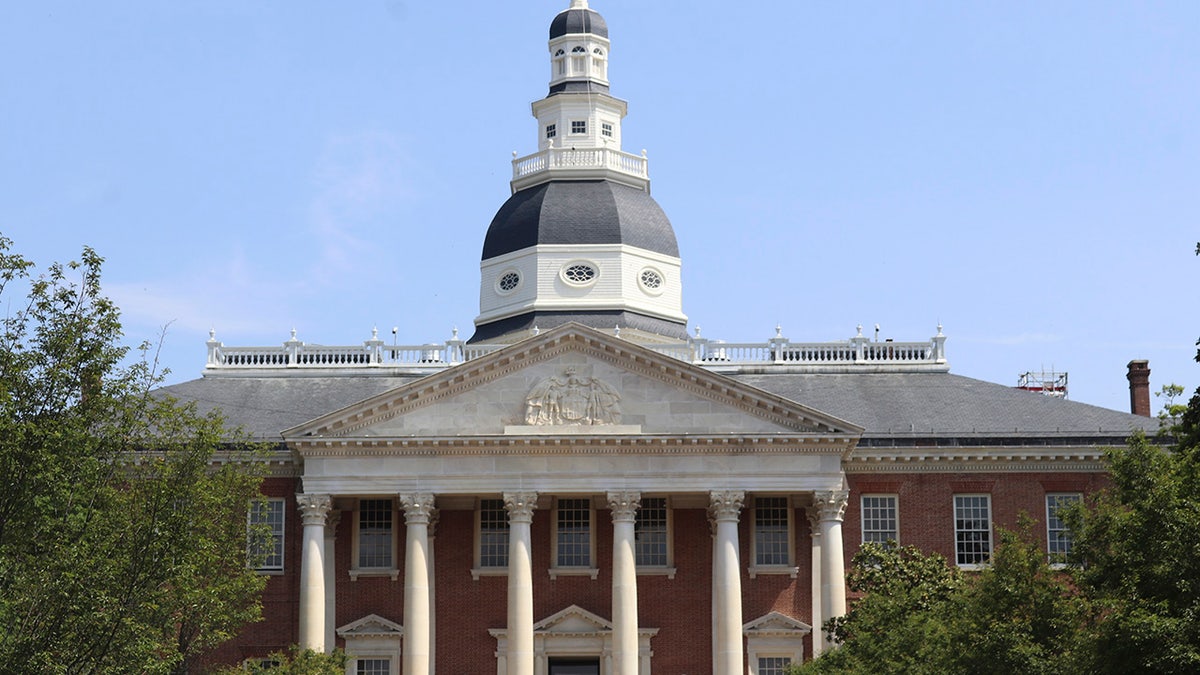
xmin=561 ymin=262 xmax=598 ymax=286
xmin=496 ymin=270 xmax=522 ymax=295
xmin=639 ymin=267 xmax=665 ymax=295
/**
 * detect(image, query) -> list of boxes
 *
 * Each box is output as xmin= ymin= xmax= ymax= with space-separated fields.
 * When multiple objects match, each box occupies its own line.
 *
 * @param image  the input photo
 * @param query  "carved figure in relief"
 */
xmin=524 ymin=367 xmax=621 ymax=426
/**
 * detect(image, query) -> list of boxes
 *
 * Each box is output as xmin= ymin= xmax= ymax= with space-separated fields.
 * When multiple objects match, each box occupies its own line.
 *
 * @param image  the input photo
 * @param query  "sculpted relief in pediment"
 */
xmin=524 ymin=366 xmax=621 ymax=426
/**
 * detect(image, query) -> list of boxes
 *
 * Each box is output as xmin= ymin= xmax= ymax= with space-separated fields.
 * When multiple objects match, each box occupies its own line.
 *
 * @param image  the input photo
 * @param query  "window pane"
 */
xmin=758 ymin=657 xmax=793 ymax=675
xmin=479 ymin=498 xmax=509 ymax=568
xmin=356 ymin=658 xmax=390 ymax=675
xmin=359 ymin=499 xmax=393 ymax=568
xmin=248 ymin=498 xmax=285 ymax=570
xmin=1046 ymin=493 xmax=1081 ymax=559
xmin=635 ymin=497 xmax=668 ymax=566
xmin=755 ymin=497 xmax=790 ymax=566
xmin=557 ymin=499 xmax=591 ymax=567
xmin=954 ymin=495 xmax=991 ymax=565
xmin=571 ymin=120 xmax=587 ymax=134
xmin=861 ymin=495 xmax=897 ymax=545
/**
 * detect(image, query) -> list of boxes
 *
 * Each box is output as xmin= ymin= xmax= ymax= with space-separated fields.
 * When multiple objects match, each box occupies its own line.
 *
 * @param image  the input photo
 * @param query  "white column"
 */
xmin=400 ymin=493 xmax=436 ymax=675
xmin=806 ymin=507 xmax=823 ymax=658
xmin=323 ymin=511 xmax=341 ymax=651
xmin=297 ymin=493 xmax=332 ymax=651
xmin=428 ymin=511 xmax=438 ymax=674
xmin=504 ymin=492 xmax=539 ymax=675
xmin=814 ymin=490 xmax=849 ymax=643
xmin=709 ymin=490 xmax=745 ymax=675
xmin=607 ymin=491 xmax=641 ymax=675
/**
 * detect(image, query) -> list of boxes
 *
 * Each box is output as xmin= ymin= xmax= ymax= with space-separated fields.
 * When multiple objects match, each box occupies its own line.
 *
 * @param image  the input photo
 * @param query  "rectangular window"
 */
xmin=758 ymin=657 xmax=793 ymax=675
xmin=635 ymin=497 xmax=668 ymax=566
xmin=479 ymin=498 xmax=509 ymax=568
xmin=356 ymin=658 xmax=391 ymax=675
xmin=358 ymin=499 xmax=394 ymax=569
xmin=248 ymin=498 xmax=285 ymax=571
xmin=1046 ymin=493 xmax=1081 ymax=560
xmin=601 ymin=122 xmax=613 ymax=138
xmin=571 ymin=120 xmax=587 ymax=135
xmin=556 ymin=498 xmax=592 ymax=567
xmin=954 ymin=495 xmax=992 ymax=566
xmin=861 ymin=495 xmax=898 ymax=546
xmin=754 ymin=497 xmax=791 ymax=566
xmin=546 ymin=123 xmax=557 ymax=139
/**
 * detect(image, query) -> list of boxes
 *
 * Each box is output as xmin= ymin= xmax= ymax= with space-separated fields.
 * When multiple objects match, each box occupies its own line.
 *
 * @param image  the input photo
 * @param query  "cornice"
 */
xmin=291 ymin=433 xmax=858 ymax=458
xmin=845 ymin=447 xmax=1107 ymax=473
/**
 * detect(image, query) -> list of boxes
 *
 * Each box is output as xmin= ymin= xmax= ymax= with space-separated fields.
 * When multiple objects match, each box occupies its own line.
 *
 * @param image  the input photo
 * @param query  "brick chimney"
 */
xmin=1127 ymin=360 xmax=1151 ymax=417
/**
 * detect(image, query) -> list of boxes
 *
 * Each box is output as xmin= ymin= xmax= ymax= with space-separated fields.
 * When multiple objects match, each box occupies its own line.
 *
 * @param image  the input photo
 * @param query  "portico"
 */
xmin=283 ymin=325 xmax=861 ymax=674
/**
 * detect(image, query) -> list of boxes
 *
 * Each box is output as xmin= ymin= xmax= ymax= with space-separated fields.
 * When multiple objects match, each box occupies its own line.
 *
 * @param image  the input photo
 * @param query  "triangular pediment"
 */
xmin=534 ymin=604 xmax=611 ymax=633
xmin=336 ymin=613 xmax=403 ymax=638
xmin=283 ymin=324 xmax=862 ymax=442
xmin=743 ymin=611 xmax=812 ymax=636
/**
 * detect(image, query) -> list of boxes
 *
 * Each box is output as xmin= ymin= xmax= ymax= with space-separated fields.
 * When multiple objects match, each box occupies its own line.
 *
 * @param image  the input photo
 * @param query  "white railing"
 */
xmin=205 ymin=326 xmax=948 ymax=373
xmin=511 ymin=146 xmax=649 ymax=182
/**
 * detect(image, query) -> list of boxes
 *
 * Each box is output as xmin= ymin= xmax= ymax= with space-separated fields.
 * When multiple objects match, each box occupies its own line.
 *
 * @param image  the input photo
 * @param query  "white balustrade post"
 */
xmin=814 ymin=490 xmax=849 ymax=649
xmin=607 ymin=492 xmax=641 ymax=675
xmin=709 ymin=490 xmax=745 ymax=675
xmin=297 ymin=493 xmax=332 ymax=651
xmin=400 ymin=493 xmax=436 ymax=675
xmin=504 ymin=492 xmax=539 ymax=675
xmin=806 ymin=507 xmax=823 ymax=658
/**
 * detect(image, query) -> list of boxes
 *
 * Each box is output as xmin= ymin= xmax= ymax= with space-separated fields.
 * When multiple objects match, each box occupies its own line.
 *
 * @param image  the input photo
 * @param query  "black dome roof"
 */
xmin=549 ymin=7 xmax=608 ymax=39
xmin=482 ymin=180 xmax=678 ymax=260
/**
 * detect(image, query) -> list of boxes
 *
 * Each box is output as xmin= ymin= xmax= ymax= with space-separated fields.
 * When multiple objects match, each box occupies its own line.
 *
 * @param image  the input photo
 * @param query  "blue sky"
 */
xmin=2 ymin=1 xmax=1197 ymax=414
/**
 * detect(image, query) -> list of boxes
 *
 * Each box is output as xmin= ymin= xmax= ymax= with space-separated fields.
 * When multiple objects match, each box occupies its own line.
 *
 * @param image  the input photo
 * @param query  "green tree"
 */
xmin=214 ymin=647 xmax=348 ymax=675
xmin=1065 ymin=428 xmax=1200 ymax=673
xmin=796 ymin=528 xmax=1085 ymax=675
xmin=938 ymin=524 xmax=1086 ymax=675
xmin=794 ymin=542 xmax=962 ymax=675
xmin=0 ymin=237 xmax=269 ymax=674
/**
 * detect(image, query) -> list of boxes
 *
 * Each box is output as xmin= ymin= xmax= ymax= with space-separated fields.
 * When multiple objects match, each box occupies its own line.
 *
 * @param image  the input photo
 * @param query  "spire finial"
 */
xmin=570 ymin=0 xmax=589 ymax=8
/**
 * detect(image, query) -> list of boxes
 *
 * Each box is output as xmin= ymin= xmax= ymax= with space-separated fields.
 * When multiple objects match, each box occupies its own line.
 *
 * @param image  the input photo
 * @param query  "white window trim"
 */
xmin=634 ymin=496 xmax=676 ymax=579
xmin=350 ymin=498 xmax=399 ymax=581
xmin=1046 ymin=492 xmax=1081 ymax=565
xmin=472 ymin=497 xmax=509 ymax=580
xmin=744 ymin=612 xmax=810 ymax=673
xmin=337 ymin=614 xmax=402 ymax=675
xmin=860 ymin=493 xmax=899 ymax=547
xmin=570 ymin=119 xmax=588 ymax=135
xmin=749 ymin=495 xmax=799 ymax=578
xmin=248 ymin=497 xmax=286 ymax=574
xmin=550 ymin=497 xmax=599 ymax=580
xmin=953 ymin=494 xmax=993 ymax=570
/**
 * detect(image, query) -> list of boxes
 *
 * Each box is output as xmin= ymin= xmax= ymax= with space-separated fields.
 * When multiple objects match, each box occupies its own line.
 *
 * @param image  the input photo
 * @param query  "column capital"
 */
xmin=503 ymin=491 xmax=539 ymax=524
xmin=400 ymin=493 xmax=437 ymax=525
xmin=814 ymin=490 xmax=849 ymax=522
xmin=297 ymin=493 xmax=332 ymax=526
xmin=325 ymin=510 xmax=342 ymax=537
xmin=708 ymin=490 xmax=745 ymax=522
xmin=606 ymin=491 xmax=641 ymax=522
xmin=805 ymin=506 xmax=822 ymax=537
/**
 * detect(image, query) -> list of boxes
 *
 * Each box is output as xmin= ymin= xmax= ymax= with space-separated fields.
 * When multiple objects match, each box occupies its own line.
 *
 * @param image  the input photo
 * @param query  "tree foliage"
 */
xmin=795 ymin=529 xmax=1085 ymax=675
xmin=0 ymin=237 xmax=269 ymax=674
xmin=214 ymin=647 xmax=348 ymax=675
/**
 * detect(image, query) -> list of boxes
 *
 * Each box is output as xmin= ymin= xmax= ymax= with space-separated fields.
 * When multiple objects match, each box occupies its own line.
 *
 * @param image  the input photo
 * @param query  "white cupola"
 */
xmin=471 ymin=1 xmax=687 ymax=344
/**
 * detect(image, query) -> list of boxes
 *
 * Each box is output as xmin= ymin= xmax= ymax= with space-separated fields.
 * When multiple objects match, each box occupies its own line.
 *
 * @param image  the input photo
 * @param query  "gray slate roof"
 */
xmin=549 ymin=7 xmax=608 ymax=39
xmin=733 ymin=372 xmax=1158 ymax=446
xmin=481 ymin=180 xmax=679 ymax=261
xmin=159 ymin=368 xmax=1158 ymax=446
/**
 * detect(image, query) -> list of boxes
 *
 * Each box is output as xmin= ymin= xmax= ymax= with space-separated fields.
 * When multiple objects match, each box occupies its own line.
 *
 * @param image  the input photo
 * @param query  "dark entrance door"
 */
xmin=548 ymin=658 xmax=601 ymax=675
